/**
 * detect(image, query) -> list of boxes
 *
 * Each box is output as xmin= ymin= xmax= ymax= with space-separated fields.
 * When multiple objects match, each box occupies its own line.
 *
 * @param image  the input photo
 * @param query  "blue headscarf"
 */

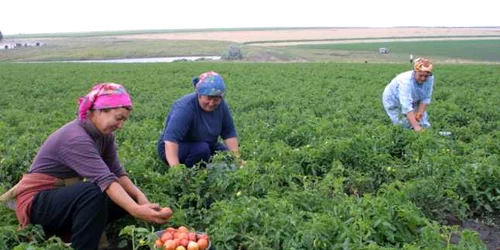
xmin=194 ymin=71 xmax=226 ymax=97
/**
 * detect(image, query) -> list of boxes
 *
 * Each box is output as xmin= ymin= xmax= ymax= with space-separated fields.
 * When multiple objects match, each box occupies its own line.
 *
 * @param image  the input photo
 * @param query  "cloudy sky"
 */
xmin=1 ymin=0 xmax=498 ymax=34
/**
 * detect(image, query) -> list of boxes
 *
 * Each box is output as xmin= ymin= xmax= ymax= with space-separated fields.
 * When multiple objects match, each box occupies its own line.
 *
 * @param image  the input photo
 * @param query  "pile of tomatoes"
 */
xmin=154 ymin=226 xmax=209 ymax=250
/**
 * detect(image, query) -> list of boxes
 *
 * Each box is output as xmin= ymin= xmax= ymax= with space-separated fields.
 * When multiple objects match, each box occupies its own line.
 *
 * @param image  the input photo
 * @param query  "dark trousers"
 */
xmin=30 ymin=182 xmax=128 ymax=250
xmin=158 ymin=141 xmax=228 ymax=167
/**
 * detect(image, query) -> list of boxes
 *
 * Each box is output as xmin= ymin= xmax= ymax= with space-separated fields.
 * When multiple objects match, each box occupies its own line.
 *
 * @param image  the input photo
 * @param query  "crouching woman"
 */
xmin=7 ymin=83 xmax=171 ymax=250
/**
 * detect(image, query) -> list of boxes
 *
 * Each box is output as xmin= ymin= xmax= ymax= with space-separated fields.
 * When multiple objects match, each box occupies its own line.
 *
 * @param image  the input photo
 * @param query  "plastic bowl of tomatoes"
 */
xmin=154 ymin=226 xmax=210 ymax=250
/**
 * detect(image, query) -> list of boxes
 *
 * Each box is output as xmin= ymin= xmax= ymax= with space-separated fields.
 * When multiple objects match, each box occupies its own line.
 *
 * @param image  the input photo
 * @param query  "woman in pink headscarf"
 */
xmin=2 ymin=83 xmax=172 ymax=250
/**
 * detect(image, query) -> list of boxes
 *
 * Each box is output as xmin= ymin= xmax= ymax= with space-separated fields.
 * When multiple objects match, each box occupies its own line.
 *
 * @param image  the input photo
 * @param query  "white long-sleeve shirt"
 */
xmin=383 ymin=70 xmax=434 ymax=114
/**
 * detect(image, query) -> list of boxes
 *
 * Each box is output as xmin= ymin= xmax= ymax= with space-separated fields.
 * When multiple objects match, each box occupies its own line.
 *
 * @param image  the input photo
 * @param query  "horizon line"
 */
xmin=3 ymin=26 xmax=500 ymax=36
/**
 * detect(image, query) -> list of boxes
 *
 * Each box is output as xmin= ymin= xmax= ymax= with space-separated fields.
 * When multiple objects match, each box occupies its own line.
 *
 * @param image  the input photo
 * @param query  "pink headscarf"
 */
xmin=77 ymin=83 xmax=133 ymax=121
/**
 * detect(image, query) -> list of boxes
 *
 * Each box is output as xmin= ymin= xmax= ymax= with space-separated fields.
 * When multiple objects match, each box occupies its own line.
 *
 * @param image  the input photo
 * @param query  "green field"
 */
xmin=295 ymin=40 xmax=500 ymax=62
xmin=0 ymin=63 xmax=499 ymax=249
xmin=0 ymin=39 xmax=235 ymax=62
xmin=0 ymin=37 xmax=293 ymax=63
xmin=4 ymin=27 xmax=337 ymax=39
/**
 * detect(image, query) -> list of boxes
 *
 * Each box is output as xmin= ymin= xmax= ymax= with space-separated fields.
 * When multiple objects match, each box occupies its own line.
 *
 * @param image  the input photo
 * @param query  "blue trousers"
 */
xmin=157 ymin=141 xmax=228 ymax=167
xmin=382 ymin=93 xmax=431 ymax=128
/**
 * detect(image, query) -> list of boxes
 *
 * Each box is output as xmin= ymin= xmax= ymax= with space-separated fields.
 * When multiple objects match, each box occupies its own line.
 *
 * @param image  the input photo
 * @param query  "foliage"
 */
xmin=119 ymin=225 xmax=157 ymax=250
xmin=221 ymin=45 xmax=244 ymax=60
xmin=0 ymin=62 xmax=498 ymax=249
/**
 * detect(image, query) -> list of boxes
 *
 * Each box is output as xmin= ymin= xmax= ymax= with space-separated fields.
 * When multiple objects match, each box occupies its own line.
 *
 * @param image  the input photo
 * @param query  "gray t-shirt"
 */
xmin=29 ymin=119 xmax=126 ymax=192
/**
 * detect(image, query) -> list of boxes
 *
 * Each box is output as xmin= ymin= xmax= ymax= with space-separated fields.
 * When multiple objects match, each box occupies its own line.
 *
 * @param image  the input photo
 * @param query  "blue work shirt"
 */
xmin=383 ymin=70 xmax=434 ymax=114
xmin=159 ymin=93 xmax=237 ymax=147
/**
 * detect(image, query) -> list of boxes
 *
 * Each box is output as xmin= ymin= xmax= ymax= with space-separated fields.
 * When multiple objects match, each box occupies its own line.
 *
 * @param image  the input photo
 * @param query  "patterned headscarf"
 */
xmin=77 ymin=83 xmax=133 ymax=121
xmin=195 ymin=71 xmax=226 ymax=97
xmin=414 ymin=58 xmax=433 ymax=72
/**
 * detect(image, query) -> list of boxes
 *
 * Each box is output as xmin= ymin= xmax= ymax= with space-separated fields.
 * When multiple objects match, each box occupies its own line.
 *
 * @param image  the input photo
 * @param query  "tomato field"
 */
xmin=0 ymin=62 xmax=498 ymax=249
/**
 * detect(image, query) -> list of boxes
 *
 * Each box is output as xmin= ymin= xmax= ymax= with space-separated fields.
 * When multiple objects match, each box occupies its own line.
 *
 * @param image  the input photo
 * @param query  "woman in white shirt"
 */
xmin=382 ymin=58 xmax=434 ymax=131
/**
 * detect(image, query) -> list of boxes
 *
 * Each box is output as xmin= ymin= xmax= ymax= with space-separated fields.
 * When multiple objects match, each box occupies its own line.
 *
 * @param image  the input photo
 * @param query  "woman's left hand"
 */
xmin=235 ymin=157 xmax=247 ymax=167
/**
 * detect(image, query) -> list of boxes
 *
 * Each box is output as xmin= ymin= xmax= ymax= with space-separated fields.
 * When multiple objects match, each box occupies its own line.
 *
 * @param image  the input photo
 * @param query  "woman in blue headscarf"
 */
xmin=157 ymin=71 xmax=243 ymax=168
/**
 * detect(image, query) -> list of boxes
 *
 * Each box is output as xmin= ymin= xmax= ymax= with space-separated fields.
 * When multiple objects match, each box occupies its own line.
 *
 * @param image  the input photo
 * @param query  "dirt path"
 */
xmin=250 ymin=36 xmax=500 ymax=46
xmin=461 ymin=220 xmax=500 ymax=250
xmin=446 ymin=215 xmax=500 ymax=250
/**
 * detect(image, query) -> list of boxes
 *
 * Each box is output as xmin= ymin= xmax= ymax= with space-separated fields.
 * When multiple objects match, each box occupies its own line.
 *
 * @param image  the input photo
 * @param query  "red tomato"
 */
xmin=197 ymin=239 xmax=208 ymax=250
xmin=180 ymin=239 xmax=189 ymax=247
xmin=178 ymin=226 xmax=188 ymax=233
xmin=163 ymin=239 xmax=177 ymax=250
xmin=187 ymin=232 xmax=196 ymax=241
xmin=177 ymin=232 xmax=187 ymax=240
xmin=161 ymin=207 xmax=173 ymax=219
xmin=187 ymin=241 xmax=199 ymax=250
xmin=173 ymin=239 xmax=181 ymax=246
xmin=155 ymin=239 xmax=163 ymax=249
xmin=197 ymin=234 xmax=209 ymax=241
xmin=161 ymin=232 xmax=173 ymax=242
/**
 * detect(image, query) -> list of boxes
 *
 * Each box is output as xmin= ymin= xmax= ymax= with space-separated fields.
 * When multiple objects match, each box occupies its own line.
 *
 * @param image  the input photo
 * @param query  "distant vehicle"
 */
xmin=379 ymin=47 xmax=390 ymax=54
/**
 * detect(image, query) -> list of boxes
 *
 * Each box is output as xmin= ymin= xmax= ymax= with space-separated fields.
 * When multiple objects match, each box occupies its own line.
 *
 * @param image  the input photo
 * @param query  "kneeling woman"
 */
xmin=11 ymin=83 xmax=171 ymax=250
xmin=157 ymin=71 xmax=243 ymax=168
xmin=382 ymin=58 xmax=435 ymax=131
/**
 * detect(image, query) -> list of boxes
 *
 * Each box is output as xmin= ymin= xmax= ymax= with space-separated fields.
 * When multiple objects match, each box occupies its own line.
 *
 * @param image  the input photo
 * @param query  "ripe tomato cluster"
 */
xmin=155 ymin=226 xmax=209 ymax=250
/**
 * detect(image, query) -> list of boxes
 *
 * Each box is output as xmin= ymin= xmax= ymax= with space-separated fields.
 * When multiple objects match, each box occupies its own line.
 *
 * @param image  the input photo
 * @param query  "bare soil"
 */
xmin=446 ymin=215 xmax=500 ymax=250
xmin=115 ymin=27 xmax=500 ymax=43
xmin=254 ymin=36 xmax=500 ymax=46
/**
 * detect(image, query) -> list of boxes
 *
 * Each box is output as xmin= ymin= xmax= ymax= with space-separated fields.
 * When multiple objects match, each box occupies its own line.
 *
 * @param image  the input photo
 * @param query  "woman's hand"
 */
xmin=165 ymin=141 xmax=180 ymax=167
xmin=407 ymin=111 xmax=422 ymax=132
xmin=231 ymin=149 xmax=247 ymax=167
xmin=235 ymin=157 xmax=247 ymax=167
xmin=415 ymin=112 xmax=422 ymax=122
xmin=414 ymin=126 xmax=424 ymax=132
xmin=106 ymin=182 xmax=170 ymax=224
xmin=131 ymin=203 xmax=171 ymax=224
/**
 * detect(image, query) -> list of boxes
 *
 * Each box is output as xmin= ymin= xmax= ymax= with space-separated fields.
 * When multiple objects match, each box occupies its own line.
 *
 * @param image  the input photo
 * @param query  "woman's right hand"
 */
xmin=132 ymin=203 xmax=172 ymax=224
xmin=165 ymin=142 xmax=180 ymax=167
xmin=414 ymin=126 xmax=424 ymax=132
xmin=415 ymin=112 xmax=422 ymax=122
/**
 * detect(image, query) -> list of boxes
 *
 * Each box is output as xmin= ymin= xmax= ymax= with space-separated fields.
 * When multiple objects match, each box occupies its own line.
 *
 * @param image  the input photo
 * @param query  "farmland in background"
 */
xmin=2 ymin=27 xmax=500 ymax=63
xmin=294 ymin=39 xmax=500 ymax=62
xmin=0 ymin=62 xmax=498 ymax=249
xmin=0 ymin=38 xmax=234 ymax=62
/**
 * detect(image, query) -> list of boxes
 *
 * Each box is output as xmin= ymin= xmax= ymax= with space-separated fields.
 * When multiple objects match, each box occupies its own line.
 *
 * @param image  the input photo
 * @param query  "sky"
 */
xmin=1 ymin=0 xmax=499 ymax=35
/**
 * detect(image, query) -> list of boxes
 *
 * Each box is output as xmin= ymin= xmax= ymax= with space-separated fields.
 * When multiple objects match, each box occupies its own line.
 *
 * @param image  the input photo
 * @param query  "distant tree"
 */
xmin=222 ymin=45 xmax=243 ymax=60
xmin=0 ymin=31 xmax=3 ymax=42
